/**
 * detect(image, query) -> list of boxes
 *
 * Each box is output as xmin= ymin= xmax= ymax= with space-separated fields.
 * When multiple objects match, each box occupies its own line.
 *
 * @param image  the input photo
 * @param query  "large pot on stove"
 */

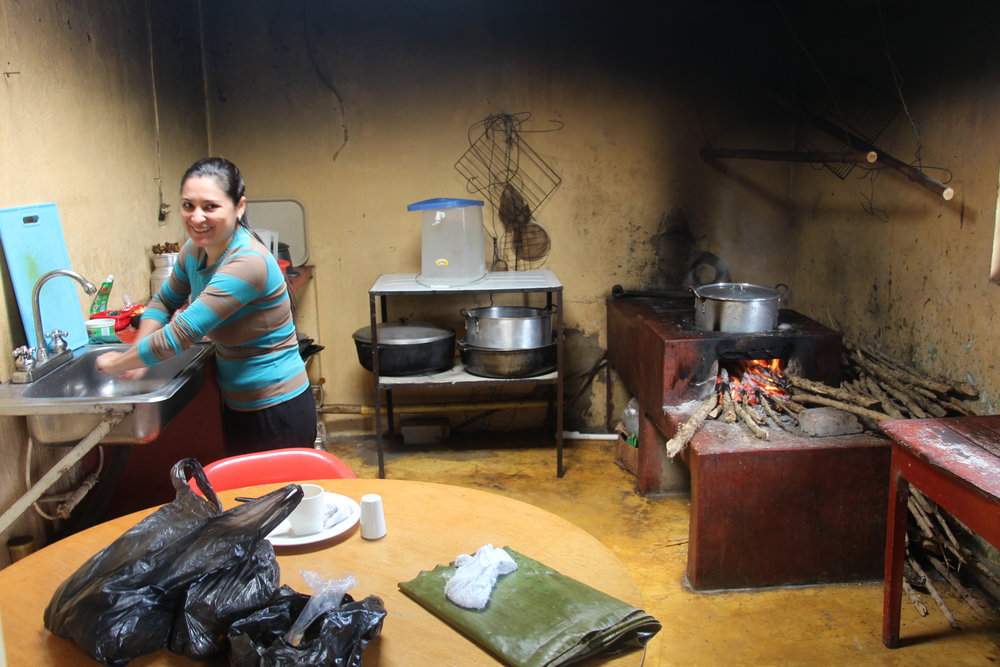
xmin=461 ymin=305 xmax=554 ymax=349
xmin=352 ymin=319 xmax=455 ymax=376
xmin=691 ymin=282 xmax=788 ymax=333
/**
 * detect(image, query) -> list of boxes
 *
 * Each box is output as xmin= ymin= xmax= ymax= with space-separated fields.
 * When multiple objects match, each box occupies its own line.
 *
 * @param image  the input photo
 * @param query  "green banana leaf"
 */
xmin=398 ymin=547 xmax=660 ymax=667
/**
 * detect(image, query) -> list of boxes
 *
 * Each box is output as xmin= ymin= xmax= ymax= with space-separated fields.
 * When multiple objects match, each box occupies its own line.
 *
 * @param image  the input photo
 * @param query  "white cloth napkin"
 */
xmin=444 ymin=544 xmax=518 ymax=610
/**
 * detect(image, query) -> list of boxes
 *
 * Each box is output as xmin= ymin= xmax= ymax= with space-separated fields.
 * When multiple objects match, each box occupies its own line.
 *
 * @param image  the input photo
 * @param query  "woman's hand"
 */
xmin=119 ymin=367 xmax=149 ymax=381
xmin=96 ymin=351 xmax=148 ymax=380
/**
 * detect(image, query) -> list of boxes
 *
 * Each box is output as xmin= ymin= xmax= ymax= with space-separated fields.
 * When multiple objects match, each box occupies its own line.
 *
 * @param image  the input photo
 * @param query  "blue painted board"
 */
xmin=0 ymin=203 xmax=89 ymax=351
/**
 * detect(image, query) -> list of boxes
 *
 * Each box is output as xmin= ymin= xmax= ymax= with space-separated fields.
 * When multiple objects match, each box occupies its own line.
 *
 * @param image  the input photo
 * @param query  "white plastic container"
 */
xmin=253 ymin=228 xmax=279 ymax=257
xmin=85 ymin=318 xmax=115 ymax=337
xmin=408 ymin=198 xmax=486 ymax=288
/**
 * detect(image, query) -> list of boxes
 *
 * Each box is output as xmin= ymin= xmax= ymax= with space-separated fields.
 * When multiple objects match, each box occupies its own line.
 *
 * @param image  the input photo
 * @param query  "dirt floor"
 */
xmin=324 ymin=430 xmax=1000 ymax=666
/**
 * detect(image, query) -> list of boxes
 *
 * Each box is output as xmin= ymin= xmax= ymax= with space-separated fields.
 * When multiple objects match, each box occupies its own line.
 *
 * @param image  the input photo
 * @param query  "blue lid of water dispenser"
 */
xmin=407 ymin=198 xmax=484 ymax=211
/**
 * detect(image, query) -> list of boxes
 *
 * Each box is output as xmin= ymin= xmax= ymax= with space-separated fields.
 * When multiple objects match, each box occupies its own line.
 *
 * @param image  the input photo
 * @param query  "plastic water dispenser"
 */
xmin=409 ymin=198 xmax=486 ymax=288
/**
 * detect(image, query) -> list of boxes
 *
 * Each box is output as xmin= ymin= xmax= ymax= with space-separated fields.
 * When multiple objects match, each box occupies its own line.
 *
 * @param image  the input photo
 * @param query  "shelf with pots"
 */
xmin=366 ymin=270 xmax=564 ymax=479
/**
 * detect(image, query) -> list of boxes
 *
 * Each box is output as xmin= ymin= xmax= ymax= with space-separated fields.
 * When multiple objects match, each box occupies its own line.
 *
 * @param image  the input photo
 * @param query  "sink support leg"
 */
xmin=0 ymin=409 xmax=131 ymax=536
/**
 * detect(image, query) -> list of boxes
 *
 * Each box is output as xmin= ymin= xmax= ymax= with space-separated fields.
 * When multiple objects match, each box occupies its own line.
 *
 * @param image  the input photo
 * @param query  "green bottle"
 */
xmin=89 ymin=274 xmax=114 ymax=315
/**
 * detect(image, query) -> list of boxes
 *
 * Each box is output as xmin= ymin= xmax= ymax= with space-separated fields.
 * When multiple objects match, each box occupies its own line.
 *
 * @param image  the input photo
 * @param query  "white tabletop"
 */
xmin=369 ymin=270 xmax=561 ymax=295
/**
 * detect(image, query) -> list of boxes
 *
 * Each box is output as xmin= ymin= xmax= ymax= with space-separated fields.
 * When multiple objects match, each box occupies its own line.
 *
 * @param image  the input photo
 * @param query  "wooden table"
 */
xmin=878 ymin=416 xmax=1000 ymax=648
xmin=0 ymin=478 xmax=645 ymax=665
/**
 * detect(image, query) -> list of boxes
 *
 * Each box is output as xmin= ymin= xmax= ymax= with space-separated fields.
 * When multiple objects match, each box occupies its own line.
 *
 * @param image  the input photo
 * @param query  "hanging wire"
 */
xmin=877 ymin=0 xmax=923 ymax=167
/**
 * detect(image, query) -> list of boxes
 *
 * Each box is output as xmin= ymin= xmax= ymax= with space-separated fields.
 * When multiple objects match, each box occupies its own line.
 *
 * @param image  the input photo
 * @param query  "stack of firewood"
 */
xmin=904 ymin=486 xmax=1000 ymax=628
xmin=838 ymin=343 xmax=980 ymax=420
xmin=662 ymin=340 xmax=998 ymax=623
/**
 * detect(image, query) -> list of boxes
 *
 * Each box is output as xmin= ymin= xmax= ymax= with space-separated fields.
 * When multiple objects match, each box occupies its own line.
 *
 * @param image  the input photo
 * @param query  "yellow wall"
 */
xmin=0 ymin=0 xmax=205 ymax=563
xmin=202 ymin=1 xmax=795 ymax=431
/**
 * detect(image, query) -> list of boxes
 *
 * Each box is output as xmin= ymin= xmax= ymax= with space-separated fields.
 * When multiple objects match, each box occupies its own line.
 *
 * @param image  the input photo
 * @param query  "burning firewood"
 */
xmin=664 ymin=393 xmax=719 ymax=458
xmin=734 ymin=401 xmax=768 ymax=439
xmin=720 ymin=388 xmax=737 ymax=423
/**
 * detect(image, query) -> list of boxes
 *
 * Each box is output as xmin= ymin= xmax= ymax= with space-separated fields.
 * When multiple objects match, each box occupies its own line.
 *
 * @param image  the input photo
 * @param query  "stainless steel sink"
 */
xmin=0 ymin=343 xmax=214 ymax=446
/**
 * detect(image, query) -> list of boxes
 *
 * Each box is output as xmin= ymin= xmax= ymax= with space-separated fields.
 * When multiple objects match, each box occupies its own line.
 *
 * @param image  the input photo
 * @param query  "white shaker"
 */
xmin=360 ymin=493 xmax=387 ymax=540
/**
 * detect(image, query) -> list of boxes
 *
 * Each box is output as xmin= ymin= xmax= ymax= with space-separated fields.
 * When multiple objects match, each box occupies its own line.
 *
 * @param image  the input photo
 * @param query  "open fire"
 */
xmin=665 ymin=358 xmax=806 ymax=456
xmin=719 ymin=359 xmax=790 ymax=404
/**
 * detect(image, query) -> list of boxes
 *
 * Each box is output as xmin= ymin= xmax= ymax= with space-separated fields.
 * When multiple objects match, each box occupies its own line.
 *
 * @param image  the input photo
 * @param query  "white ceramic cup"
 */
xmin=360 ymin=493 xmax=387 ymax=540
xmin=289 ymin=483 xmax=326 ymax=536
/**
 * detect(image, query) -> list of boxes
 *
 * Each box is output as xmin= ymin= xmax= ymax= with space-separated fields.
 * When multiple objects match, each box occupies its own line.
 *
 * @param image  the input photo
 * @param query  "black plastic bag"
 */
xmin=43 ymin=458 xmax=301 ymax=666
xmin=228 ymin=585 xmax=387 ymax=667
xmin=170 ymin=538 xmax=281 ymax=660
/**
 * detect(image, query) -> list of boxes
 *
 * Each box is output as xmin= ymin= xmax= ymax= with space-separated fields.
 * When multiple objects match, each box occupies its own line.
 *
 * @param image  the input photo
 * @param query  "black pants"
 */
xmin=222 ymin=388 xmax=317 ymax=456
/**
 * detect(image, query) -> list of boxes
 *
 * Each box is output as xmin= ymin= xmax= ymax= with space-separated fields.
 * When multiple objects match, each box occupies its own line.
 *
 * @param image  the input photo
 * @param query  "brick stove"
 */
xmin=607 ymin=295 xmax=891 ymax=590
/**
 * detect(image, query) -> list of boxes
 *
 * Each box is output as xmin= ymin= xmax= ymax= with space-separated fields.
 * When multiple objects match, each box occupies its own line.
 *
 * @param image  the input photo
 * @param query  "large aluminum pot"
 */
xmin=461 ymin=306 xmax=554 ymax=349
xmin=458 ymin=340 xmax=557 ymax=378
xmin=352 ymin=320 xmax=455 ymax=376
xmin=691 ymin=282 xmax=788 ymax=333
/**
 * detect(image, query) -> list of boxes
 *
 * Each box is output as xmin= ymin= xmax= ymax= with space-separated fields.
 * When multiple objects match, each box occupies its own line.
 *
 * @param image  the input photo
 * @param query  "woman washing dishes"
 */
xmin=96 ymin=157 xmax=315 ymax=454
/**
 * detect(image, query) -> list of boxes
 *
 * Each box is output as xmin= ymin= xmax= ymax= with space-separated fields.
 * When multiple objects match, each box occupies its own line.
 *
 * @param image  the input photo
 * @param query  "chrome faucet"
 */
xmin=10 ymin=269 xmax=96 ymax=383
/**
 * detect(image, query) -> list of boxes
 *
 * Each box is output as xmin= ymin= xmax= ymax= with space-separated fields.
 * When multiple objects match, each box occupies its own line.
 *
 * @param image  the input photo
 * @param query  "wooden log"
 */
xmin=737 ymin=395 xmax=766 ymax=425
xmin=766 ymin=93 xmax=955 ymax=200
xmin=734 ymin=401 xmax=768 ymax=439
xmin=700 ymin=147 xmax=879 ymax=164
xmin=928 ymin=556 xmax=995 ymax=621
xmin=790 ymin=392 xmax=893 ymax=422
xmin=721 ymin=389 xmax=737 ymax=423
xmin=853 ymin=352 xmax=927 ymax=418
xmin=782 ymin=399 xmax=806 ymax=414
xmin=951 ymin=382 xmax=980 ymax=400
xmin=976 ymin=560 xmax=1000 ymax=588
xmin=861 ymin=374 xmax=905 ymax=419
xmin=942 ymin=397 xmax=979 ymax=416
xmin=759 ymin=392 xmax=794 ymax=432
xmin=908 ymin=496 xmax=938 ymax=540
xmin=773 ymin=399 xmax=801 ymax=424
xmin=903 ymin=580 xmax=929 ymax=617
xmin=908 ymin=556 xmax=960 ymax=629
xmin=910 ymin=486 xmax=965 ymax=563
xmin=786 ymin=374 xmax=880 ymax=407
xmin=664 ymin=393 xmax=718 ymax=458
xmin=859 ymin=344 xmax=977 ymax=399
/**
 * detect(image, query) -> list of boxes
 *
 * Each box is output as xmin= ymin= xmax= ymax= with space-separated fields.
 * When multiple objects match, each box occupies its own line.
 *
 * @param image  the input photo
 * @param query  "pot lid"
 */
xmin=692 ymin=282 xmax=782 ymax=302
xmin=352 ymin=320 xmax=453 ymax=345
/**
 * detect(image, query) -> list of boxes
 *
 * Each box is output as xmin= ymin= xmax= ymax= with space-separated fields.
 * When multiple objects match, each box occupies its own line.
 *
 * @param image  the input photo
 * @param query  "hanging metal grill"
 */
xmin=454 ymin=113 xmax=562 ymax=270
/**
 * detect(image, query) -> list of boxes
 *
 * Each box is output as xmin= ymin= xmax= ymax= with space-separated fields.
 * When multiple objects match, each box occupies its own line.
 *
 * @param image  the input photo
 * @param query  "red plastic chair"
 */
xmin=192 ymin=447 xmax=357 ymax=494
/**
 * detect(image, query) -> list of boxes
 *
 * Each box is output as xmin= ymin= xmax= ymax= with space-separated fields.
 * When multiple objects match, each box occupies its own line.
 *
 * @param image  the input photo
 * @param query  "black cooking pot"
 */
xmin=277 ymin=242 xmax=292 ymax=265
xmin=352 ymin=320 xmax=455 ymax=376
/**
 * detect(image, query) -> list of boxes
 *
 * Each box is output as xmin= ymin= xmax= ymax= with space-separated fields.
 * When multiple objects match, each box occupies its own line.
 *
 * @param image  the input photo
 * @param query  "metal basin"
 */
xmin=0 ymin=343 xmax=213 ymax=446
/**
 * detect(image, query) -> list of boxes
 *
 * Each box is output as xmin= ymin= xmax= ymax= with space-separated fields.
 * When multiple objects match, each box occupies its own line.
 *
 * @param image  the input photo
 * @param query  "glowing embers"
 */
xmin=719 ymin=358 xmax=790 ymax=405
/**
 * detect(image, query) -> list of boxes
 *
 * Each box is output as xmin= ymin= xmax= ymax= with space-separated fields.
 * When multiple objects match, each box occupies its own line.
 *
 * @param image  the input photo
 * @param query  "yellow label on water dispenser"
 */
xmin=435 ymin=258 xmax=449 ymax=267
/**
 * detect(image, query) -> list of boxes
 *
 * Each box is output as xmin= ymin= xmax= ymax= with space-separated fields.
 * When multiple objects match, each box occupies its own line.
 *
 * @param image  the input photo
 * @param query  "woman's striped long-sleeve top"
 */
xmin=138 ymin=225 xmax=308 ymax=411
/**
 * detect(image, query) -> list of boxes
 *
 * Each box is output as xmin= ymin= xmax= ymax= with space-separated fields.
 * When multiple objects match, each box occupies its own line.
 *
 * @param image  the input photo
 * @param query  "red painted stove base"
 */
xmin=676 ymin=410 xmax=891 ymax=590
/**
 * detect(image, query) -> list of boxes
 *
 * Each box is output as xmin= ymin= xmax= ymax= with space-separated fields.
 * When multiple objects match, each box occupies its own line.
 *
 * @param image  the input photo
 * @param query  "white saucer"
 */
xmin=267 ymin=492 xmax=361 ymax=547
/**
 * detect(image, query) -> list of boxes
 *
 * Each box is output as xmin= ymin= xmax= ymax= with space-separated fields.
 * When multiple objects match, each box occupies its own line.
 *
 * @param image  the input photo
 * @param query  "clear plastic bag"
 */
xmin=229 ymin=585 xmax=386 ymax=667
xmin=621 ymin=397 xmax=640 ymax=446
xmin=285 ymin=571 xmax=358 ymax=646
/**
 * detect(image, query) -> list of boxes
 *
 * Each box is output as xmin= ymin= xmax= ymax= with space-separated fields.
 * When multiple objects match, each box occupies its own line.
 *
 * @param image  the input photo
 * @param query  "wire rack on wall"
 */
xmin=455 ymin=113 xmax=562 ymax=270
